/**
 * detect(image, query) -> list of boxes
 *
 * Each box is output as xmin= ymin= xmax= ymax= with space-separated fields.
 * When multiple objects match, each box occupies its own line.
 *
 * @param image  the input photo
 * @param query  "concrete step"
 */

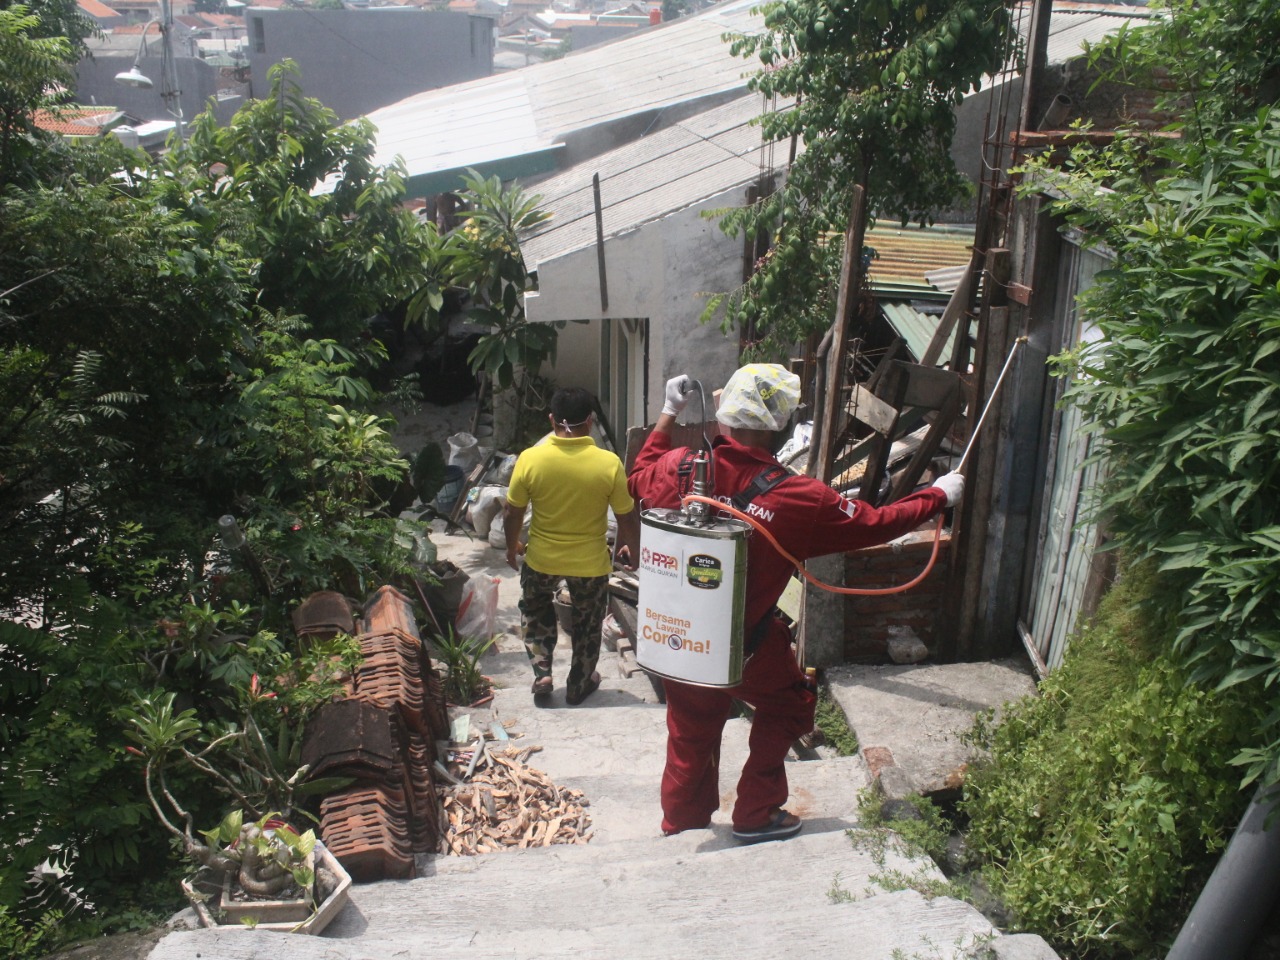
xmin=151 ymin=829 xmax=995 ymax=960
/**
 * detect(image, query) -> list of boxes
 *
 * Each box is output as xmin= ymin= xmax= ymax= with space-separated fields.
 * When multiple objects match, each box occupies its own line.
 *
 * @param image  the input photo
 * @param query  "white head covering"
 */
xmin=715 ymin=363 xmax=802 ymax=432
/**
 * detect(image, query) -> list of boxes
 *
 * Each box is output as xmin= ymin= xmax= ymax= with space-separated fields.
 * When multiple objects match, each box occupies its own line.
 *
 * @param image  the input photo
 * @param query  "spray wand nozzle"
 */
xmin=683 ymin=452 xmax=712 ymax=524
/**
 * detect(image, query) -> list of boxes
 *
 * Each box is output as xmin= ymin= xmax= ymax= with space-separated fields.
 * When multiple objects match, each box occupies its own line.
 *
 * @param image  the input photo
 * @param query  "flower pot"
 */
xmin=182 ymin=840 xmax=351 ymax=934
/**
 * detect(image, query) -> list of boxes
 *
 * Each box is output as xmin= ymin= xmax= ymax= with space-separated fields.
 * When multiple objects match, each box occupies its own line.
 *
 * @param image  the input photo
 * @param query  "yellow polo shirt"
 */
xmin=506 ymin=434 xmax=635 ymax=578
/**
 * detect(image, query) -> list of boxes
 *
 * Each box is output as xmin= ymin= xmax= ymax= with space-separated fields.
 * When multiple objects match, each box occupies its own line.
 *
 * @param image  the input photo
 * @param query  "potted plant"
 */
xmin=433 ymin=627 xmax=497 ymax=706
xmin=123 ymin=642 xmax=359 ymax=933
xmin=180 ymin=810 xmax=351 ymax=932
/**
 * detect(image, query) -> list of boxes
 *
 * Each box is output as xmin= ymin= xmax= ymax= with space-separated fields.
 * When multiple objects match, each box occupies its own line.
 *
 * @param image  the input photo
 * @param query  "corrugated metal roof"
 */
xmin=361 ymin=0 xmax=1144 ymax=197
xmin=520 ymin=93 xmax=787 ymax=268
xmin=864 ymin=224 xmax=973 ymax=291
xmin=880 ymin=301 xmax=956 ymax=364
xmin=359 ymin=0 xmax=765 ymax=194
xmin=1041 ymin=2 xmax=1153 ymax=66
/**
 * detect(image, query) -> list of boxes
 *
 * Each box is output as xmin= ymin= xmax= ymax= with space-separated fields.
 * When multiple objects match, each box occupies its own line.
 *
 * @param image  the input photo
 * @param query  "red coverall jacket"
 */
xmin=628 ymin=430 xmax=946 ymax=833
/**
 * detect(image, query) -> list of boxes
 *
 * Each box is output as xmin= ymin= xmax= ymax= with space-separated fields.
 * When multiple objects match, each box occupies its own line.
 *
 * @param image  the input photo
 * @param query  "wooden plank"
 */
xmin=847 ymin=384 xmax=898 ymax=435
xmin=857 ymin=364 xmax=906 ymax=504
xmin=895 ymin=362 xmax=961 ymax=411
xmin=955 ymin=247 xmax=1012 ymax=659
xmin=921 ymin=248 xmax=980 ymax=368
xmin=885 ymin=386 xmax=962 ymax=503
xmin=815 ymin=186 xmax=868 ymax=484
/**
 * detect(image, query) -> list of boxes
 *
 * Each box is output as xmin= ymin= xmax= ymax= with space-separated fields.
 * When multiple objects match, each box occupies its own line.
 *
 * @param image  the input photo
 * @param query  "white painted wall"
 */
xmin=525 ymin=193 xmax=746 ymax=428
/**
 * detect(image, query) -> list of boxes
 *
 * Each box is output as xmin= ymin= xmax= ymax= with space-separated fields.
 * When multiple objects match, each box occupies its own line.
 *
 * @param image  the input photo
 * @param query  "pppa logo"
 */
xmin=647 ymin=550 xmax=678 ymax=571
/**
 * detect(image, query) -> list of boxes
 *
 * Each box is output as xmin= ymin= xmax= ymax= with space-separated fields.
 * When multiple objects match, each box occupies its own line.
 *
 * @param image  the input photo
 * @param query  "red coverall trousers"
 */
xmin=660 ymin=617 xmax=815 ymax=834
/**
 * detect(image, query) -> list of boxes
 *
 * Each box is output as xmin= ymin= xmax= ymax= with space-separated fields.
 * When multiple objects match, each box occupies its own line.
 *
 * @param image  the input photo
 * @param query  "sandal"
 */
xmin=531 ymin=676 xmax=553 ymax=703
xmin=565 ymin=671 xmax=601 ymax=706
xmin=732 ymin=809 xmax=802 ymax=845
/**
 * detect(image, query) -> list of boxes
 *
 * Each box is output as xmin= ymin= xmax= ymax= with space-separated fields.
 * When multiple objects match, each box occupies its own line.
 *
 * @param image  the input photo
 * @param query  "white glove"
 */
xmin=662 ymin=375 xmax=692 ymax=417
xmin=933 ymin=471 xmax=964 ymax=507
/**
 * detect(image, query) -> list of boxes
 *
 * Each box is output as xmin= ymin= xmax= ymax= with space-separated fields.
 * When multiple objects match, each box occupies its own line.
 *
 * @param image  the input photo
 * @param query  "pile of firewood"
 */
xmin=439 ymin=745 xmax=593 ymax=856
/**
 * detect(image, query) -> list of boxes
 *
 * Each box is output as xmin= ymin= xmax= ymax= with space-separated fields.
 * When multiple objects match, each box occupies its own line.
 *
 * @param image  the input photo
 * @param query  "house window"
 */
xmin=252 ymin=17 xmax=265 ymax=54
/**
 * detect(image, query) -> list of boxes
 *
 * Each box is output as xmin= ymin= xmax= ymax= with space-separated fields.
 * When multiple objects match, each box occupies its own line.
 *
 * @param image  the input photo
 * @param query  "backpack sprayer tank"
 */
xmin=636 ymin=451 xmax=751 ymax=688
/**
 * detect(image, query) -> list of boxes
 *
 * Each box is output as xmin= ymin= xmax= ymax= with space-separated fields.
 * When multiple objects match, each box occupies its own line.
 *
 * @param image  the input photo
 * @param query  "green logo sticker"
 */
xmin=687 ymin=554 xmax=722 ymax=589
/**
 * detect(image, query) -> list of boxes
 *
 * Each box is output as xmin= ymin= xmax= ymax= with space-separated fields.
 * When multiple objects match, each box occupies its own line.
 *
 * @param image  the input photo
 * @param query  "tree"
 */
xmin=705 ymin=0 xmax=1017 ymax=358
xmin=0 ymin=43 xmax=431 ymax=947
xmin=0 ymin=5 xmax=73 ymax=188
xmin=179 ymin=61 xmax=433 ymax=344
xmin=424 ymin=170 xmax=559 ymax=444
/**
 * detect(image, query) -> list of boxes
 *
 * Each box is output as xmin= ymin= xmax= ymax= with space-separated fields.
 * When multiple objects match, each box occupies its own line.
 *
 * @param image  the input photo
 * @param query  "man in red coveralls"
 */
xmin=627 ymin=363 xmax=964 ymax=843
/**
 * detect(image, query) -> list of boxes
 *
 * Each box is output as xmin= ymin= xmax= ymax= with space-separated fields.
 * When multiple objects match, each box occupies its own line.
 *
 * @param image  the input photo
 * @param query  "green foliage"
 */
xmin=705 ymin=0 xmax=1017 ymax=357
xmin=0 ymin=905 xmax=61 ymax=960
xmin=124 ymin=631 xmax=361 ymax=833
xmin=433 ymin=627 xmax=497 ymax=705
xmin=856 ymin=788 xmax=951 ymax=864
xmin=814 ymin=687 xmax=859 ymax=756
xmin=442 ymin=169 xmax=560 ymax=393
xmin=1033 ymin=107 xmax=1280 ymax=794
xmin=0 ymin=5 xmax=74 ymax=188
xmin=961 ymin=562 xmax=1261 ymax=957
xmin=180 ymin=60 xmax=434 ymax=342
xmin=1083 ymin=0 xmax=1280 ymax=138
xmin=848 ymin=790 xmax=968 ymax=904
xmin=0 ymin=40 xmax=438 ymax=947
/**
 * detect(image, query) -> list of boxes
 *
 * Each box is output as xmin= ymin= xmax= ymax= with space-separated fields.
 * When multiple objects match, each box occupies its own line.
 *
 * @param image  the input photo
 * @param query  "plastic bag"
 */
xmin=456 ymin=574 xmax=500 ymax=639
xmin=447 ymin=432 xmax=481 ymax=470
xmin=490 ymin=453 xmax=518 ymax=485
xmin=467 ymin=485 xmax=508 ymax=538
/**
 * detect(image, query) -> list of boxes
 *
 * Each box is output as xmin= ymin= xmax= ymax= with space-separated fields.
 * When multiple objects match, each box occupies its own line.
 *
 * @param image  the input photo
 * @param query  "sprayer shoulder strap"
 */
xmin=675 ymin=447 xmax=700 ymax=498
xmin=731 ymin=465 xmax=791 ymax=512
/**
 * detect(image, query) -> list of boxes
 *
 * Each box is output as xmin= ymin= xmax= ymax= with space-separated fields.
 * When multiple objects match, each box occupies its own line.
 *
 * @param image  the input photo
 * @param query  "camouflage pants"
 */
xmin=519 ymin=565 xmax=608 ymax=701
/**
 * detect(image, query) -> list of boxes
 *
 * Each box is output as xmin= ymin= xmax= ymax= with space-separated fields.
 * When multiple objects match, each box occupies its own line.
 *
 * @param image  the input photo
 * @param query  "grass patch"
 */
xmin=814 ymin=686 xmax=859 ymax=755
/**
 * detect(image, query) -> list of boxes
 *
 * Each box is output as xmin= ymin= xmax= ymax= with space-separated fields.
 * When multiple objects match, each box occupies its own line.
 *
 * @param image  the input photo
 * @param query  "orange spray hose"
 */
xmin=680 ymin=494 xmax=945 ymax=596
xmin=678 ymin=336 xmax=1028 ymax=597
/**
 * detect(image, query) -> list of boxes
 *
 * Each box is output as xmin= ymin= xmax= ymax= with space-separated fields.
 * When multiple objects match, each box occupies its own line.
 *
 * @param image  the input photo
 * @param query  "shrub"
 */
xmin=961 ymin=562 xmax=1261 ymax=957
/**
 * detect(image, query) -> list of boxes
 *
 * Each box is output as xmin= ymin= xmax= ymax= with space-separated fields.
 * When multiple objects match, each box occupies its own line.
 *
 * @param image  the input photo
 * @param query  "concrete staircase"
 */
xmin=146 ymin=532 xmax=1013 ymax=960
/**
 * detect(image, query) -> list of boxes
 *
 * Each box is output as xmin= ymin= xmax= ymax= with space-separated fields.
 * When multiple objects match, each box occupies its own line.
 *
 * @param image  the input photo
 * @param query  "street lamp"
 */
xmin=113 ymin=0 xmax=184 ymax=143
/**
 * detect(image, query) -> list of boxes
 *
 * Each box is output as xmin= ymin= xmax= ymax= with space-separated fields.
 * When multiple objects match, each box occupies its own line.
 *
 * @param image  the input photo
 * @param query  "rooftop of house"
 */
xmin=355 ymin=0 xmax=1150 ymax=199
xmin=77 ymin=0 xmax=123 ymax=18
xmin=520 ymin=92 xmax=791 ymax=272
xmin=864 ymin=224 xmax=974 ymax=293
xmin=34 ymin=106 xmax=126 ymax=137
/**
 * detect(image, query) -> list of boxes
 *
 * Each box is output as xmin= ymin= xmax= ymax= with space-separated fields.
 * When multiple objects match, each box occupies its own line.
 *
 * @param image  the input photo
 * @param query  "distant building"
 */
xmin=244 ymin=7 xmax=495 ymax=121
xmin=76 ymin=0 xmax=125 ymax=29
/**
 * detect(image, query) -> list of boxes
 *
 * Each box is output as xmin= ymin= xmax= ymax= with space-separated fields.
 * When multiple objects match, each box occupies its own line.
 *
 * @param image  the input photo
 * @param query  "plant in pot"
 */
xmin=123 ymin=639 xmax=358 ymax=932
xmin=433 ymin=627 xmax=496 ymax=706
xmin=181 ymin=809 xmax=327 ymax=929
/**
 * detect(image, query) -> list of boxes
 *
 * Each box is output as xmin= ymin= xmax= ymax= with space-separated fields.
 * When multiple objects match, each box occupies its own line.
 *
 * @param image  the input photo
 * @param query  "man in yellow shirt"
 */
xmin=504 ymin=388 xmax=640 ymax=705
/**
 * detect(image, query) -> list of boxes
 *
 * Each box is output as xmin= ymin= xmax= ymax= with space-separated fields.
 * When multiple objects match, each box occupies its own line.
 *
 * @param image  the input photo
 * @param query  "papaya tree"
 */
xmin=707 ymin=0 xmax=1018 ymax=358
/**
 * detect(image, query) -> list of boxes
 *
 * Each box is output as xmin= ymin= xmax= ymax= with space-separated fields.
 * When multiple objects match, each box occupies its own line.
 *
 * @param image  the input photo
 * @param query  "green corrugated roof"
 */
xmin=880 ymin=300 xmax=956 ymax=364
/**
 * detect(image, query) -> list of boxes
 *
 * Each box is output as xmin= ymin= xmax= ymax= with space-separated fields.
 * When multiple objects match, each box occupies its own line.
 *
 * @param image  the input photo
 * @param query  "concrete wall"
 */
xmin=524 ymin=193 xmax=746 ymax=427
xmin=75 ymin=54 xmax=232 ymax=127
xmin=245 ymin=8 xmax=494 ymax=121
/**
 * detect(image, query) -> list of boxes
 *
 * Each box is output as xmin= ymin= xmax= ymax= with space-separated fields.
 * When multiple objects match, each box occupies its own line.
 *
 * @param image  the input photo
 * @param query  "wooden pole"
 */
xmin=814 ymin=186 xmax=868 ymax=484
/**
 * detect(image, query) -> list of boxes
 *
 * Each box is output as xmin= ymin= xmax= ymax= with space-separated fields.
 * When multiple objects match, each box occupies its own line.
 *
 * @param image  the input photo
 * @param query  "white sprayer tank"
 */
xmin=636 ymin=508 xmax=750 ymax=688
